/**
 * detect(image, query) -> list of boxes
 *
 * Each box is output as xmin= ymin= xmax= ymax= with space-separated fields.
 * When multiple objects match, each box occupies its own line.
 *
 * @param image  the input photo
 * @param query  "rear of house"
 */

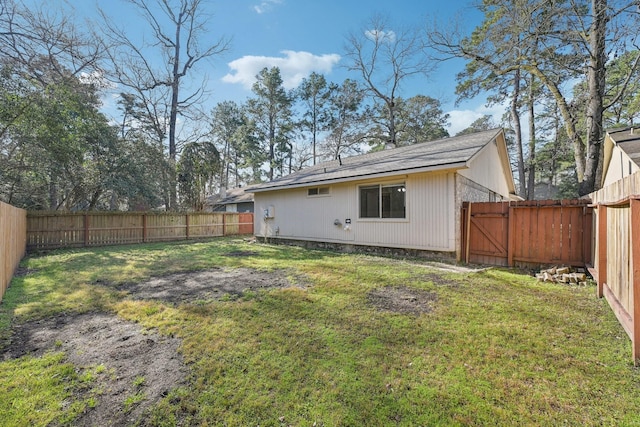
xmin=249 ymin=129 xmax=517 ymax=258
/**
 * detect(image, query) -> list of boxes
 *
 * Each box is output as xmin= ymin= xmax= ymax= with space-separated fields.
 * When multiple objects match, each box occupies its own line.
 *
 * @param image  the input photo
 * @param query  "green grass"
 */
xmin=1 ymin=238 xmax=640 ymax=426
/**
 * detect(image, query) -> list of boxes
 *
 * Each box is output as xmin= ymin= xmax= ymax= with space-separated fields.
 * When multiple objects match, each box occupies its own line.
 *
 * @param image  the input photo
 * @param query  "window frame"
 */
xmin=358 ymin=182 xmax=407 ymax=220
xmin=307 ymin=186 xmax=331 ymax=197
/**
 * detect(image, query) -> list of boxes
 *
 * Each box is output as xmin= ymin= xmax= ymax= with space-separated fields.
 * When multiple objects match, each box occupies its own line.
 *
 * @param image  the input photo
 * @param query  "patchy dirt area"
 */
xmin=2 ymin=267 xmax=302 ymax=426
xmin=2 ymin=265 xmax=445 ymax=425
xmin=368 ymin=286 xmax=438 ymax=315
xmin=3 ymin=313 xmax=185 ymax=426
xmin=107 ymin=267 xmax=298 ymax=304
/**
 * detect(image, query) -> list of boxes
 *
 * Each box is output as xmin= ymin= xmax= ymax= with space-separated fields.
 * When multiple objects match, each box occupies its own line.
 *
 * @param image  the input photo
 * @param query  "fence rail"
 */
xmin=26 ymin=212 xmax=254 ymax=252
xmin=1 ymin=201 xmax=27 ymax=302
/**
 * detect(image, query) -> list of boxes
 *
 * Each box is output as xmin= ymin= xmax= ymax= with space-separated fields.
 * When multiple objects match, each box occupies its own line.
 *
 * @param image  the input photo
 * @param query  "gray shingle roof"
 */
xmin=249 ymin=128 xmax=503 ymax=192
xmin=206 ymin=187 xmax=254 ymax=206
xmin=609 ymin=127 xmax=640 ymax=166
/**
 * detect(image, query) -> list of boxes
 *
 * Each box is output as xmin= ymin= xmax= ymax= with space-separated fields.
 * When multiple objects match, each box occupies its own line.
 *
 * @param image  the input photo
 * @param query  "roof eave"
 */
xmin=249 ymin=161 xmax=468 ymax=193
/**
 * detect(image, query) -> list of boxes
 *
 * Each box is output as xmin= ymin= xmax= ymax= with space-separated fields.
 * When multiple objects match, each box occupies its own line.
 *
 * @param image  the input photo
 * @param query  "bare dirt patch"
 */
xmin=109 ymin=267 xmax=298 ymax=304
xmin=368 ymin=286 xmax=438 ymax=315
xmin=3 ymin=312 xmax=186 ymax=426
xmin=2 ymin=267 xmax=301 ymax=425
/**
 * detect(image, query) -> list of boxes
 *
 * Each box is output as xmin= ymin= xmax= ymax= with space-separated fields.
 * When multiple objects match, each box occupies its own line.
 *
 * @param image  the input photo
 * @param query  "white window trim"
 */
xmin=307 ymin=186 xmax=331 ymax=197
xmin=357 ymin=181 xmax=407 ymax=220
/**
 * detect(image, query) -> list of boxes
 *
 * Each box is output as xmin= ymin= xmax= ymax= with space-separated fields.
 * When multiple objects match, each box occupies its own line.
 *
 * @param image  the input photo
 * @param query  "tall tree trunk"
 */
xmin=387 ymin=97 xmax=397 ymax=147
xmin=526 ymin=67 xmax=586 ymax=182
xmin=511 ymin=68 xmax=526 ymax=199
xmin=268 ymin=115 xmax=275 ymax=181
xmin=579 ymin=0 xmax=607 ymax=196
xmin=49 ymin=172 xmax=58 ymax=210
xmin=526 ymin=75 xmax=536 ymax=200
xmin=167 ymin=9 xmax=184 ymax=210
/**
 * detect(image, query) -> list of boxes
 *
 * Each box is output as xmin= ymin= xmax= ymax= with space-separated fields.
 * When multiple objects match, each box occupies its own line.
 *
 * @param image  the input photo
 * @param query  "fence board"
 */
xmin=587 ymin=172 xmax=640 ymax=363
xmin=1 ymin=201 xmax=27 ymax=302
xmin=26 ymin=212 xmax=254 ymax=252
xmin=462 ymin=200 xmax=592 ymax=268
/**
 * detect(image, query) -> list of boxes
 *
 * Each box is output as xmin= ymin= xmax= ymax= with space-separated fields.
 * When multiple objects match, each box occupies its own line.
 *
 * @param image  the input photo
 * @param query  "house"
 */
xmin=205 ymin=187 xmax=254 ymax=213
xmin=248 ymin=128 xmax=518 ymax=259
xmin=601 ymin=126 xmax=640 ymax=187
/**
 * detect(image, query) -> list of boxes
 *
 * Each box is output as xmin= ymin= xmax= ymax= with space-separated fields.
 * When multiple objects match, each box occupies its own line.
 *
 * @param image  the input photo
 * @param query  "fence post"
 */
xmin=597 ymin=206 xmax=607 ymax=299
xmin=84 ymin=214 xmax=90 ymax=247
xmin=222 ymin=213 xmax=226 ymax=236
xmin=462 ymin=202 xmax=470 ymax=263
xmin=507 ymin=203 xmax=515 ymax=267
xmin=630 ymin=199 xmax=640 ymax=365
xmin=185 ymin=214 xmax=190 ymax=240
xmin=142 ymin=214 xmax=147 ymax=243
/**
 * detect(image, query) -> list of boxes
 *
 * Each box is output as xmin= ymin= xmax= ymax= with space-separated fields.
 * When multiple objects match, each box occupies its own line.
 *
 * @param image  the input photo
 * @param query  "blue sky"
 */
xmin=73 ymin=0 xmax=498 ymax=135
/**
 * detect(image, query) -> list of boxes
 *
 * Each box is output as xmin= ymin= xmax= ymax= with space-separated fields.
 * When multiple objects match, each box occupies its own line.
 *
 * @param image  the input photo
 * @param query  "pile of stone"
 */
xmin=536 ymin=266 xmax=590 ymax=286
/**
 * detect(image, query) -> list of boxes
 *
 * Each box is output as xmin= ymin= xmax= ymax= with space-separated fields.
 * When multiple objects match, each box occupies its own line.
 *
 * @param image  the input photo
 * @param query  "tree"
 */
xmin=345 ymin=15 xmax=433 ymax=148
xmin=0 ymin=67 xmax=143 ymax=210
xmin=603 ymin=50 xmax=640 ymax=127
xmin=440 ymin=0 xmax=560 ymax=199
xmin=210 ymin=101 xmax=245 ymax=190
xmin=455 ymin=115 xmax=498 ymax=136
xmin=395 ymin=95 xmax=449 ymax=145
xmin=296 ymin=72 xmax=335 ymax=165
xmin=100 ymin=0 xmax=230 ymax=209
xmin=429 ymin=0 xmax=640 ymax=195
xmin=322 ymin=79 xmax=367 ymax=160
xmin=177 ymin=139 xmax=220 ymax=210
xmin=0 ymin=1 xmax=127 ymax=209
xmin=246 ymin=67 xmax=295 ymax=181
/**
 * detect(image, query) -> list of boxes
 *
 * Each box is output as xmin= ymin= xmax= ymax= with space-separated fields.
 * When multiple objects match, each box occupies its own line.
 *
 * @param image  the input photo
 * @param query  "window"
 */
xmin=308 ymin=186 xmax=330 ymax=196
xmin=359 ymin=183 xmax=406 ymax=218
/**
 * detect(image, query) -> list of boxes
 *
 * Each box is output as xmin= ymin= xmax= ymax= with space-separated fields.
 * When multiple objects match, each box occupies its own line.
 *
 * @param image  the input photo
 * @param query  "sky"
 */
xmin=69 ymin=0 xmax=500 ymax=136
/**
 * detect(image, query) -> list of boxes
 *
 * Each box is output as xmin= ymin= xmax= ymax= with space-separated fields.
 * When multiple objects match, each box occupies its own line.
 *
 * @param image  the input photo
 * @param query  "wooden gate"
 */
xmin=461 ymin=200 xmax=593 ymax=268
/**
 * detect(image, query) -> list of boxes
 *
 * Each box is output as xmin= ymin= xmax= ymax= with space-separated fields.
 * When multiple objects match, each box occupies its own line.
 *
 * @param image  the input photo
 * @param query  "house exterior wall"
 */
xmin=254 ymin=171 xmax=457 ymax=252
xmin=458 ymin=138 xmax=512 ymax=199
xmin=603 ymin=145 xmax=640 ymax=187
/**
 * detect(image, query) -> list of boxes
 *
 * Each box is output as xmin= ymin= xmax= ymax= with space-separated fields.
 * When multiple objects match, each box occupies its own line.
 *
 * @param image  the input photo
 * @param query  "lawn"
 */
xmin=1 ymin=238 xmax=639 ymax=426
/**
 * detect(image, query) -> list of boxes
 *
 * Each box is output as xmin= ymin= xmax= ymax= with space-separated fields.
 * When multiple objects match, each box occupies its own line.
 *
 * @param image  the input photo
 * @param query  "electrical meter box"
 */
xmin=264 ymin=205 xmax=275 ymax=219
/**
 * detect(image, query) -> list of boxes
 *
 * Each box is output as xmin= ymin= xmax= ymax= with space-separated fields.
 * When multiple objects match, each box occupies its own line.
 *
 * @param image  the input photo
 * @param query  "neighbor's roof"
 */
xmin=249 ymin=128 xmax=506 ymax=192
xmin=206 ymin=187 xmax=254 ymax=206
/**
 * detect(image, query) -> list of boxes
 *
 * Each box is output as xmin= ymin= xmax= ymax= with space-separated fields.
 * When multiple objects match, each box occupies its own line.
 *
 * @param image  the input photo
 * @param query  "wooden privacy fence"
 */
xmin=461 ymin=199 xmax=593 ymax=268
xmin=0 ymin=201 xmax=27 ymax=302
xmin=590 ymin=171 xmax=640 ymax=364
xmin=26 ymin=212 xmax=254 ymax=252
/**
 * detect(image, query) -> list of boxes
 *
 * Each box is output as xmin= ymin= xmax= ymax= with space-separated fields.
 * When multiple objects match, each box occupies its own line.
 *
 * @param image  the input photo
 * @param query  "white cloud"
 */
xmin=222 ymin=50 xmax=341 ymax=90
xmin=253 ymin=0 xmax=283 ymax=14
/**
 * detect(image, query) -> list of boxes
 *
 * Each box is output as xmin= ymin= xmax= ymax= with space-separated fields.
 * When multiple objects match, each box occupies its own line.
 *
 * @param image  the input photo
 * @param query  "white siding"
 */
xmin=254 ymin=171 xmax=456 ymax=252
xmin=603 ymin=145 xmax=640 ymax=187
xmin=458 ymin=138 xmax=512 ymax=198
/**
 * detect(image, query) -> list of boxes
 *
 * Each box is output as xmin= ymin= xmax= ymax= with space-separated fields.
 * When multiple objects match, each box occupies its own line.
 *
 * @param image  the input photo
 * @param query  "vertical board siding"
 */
xmin=26 ymin=212 xmax=253 ymax=252
xmin=254 ymin=172 xmax=456 ymax=252
xmin=463 ymin=202 xmax=509 ymax=266
xmin=0 ymin=201 xmax=27 ymax=302
xmin=606 ymin=206 xmax=632 ymax=315
xmin=462 ymin=200 xmax=592 ymax=268
xmin=590 ymin=171 xmax=640 ymax=363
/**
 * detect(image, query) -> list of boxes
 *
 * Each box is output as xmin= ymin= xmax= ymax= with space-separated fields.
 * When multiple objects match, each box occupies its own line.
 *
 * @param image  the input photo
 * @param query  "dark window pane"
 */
xmin=382 ymin=184 xmax=406 ymax=218
xmin=359 ymin=185 xmax=379 ymax=218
